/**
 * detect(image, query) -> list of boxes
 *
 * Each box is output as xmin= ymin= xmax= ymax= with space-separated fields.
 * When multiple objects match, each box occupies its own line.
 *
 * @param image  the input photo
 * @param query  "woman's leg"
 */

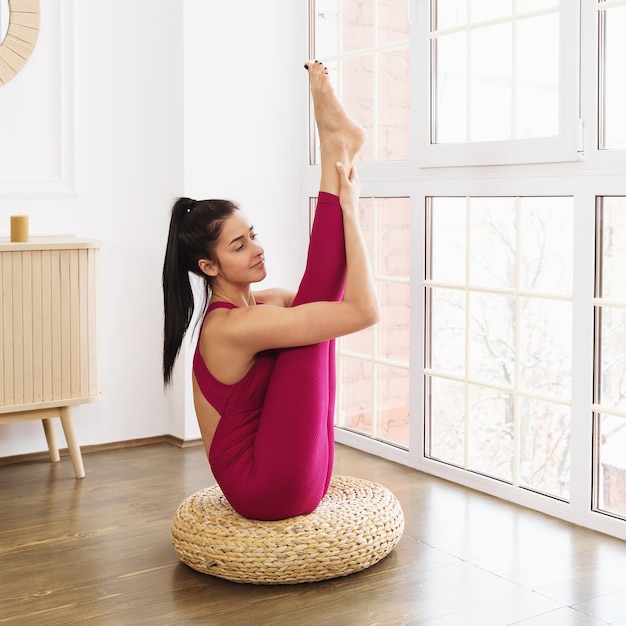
xmin=293 ymin=58 xmax=366 ymax=306
xmin=226 ymin=194 xmax=344 ymax=520
xmin=224 ymin=63 xmax=365 ymax=520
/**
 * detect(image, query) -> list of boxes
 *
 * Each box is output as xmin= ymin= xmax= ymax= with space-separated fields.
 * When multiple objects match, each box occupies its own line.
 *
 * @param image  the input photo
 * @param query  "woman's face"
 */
xmin=203 ymin=211 xmax=266 ymax=284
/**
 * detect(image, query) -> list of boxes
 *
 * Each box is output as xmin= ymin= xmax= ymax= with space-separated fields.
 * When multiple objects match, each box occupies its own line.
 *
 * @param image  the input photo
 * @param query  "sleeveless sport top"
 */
xmin=193 ymin=302 xmax=276 ymax=417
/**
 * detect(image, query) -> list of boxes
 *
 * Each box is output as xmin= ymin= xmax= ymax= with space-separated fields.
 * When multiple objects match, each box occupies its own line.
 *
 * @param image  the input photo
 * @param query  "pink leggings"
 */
xmin=212 ymin=192 xmax=346 ymax=520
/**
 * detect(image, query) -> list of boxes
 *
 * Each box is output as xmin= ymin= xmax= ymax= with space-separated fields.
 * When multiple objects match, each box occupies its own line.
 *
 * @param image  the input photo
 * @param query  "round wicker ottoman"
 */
xmin=171 ymin=475 xmax=404 ymax=585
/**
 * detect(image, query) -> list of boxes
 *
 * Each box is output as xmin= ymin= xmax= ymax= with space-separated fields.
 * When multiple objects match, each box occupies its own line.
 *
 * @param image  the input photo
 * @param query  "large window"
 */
xmin=308 ymin=0 xmax=626 ymax=540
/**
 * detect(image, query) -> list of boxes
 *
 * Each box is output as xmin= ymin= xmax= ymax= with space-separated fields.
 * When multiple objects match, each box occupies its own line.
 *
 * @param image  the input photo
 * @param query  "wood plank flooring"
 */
xmin=1 ymin=442 xmax=626 ymax=625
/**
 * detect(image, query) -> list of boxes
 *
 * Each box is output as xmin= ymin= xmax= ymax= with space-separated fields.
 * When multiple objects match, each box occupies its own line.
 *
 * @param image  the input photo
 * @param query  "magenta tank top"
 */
xmin=193 ymin=302 xmax=276 ymax=417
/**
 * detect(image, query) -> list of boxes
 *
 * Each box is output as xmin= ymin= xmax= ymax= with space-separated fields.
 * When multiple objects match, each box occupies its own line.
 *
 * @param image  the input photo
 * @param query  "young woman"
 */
xmin=162 ymin=60 xmax=379 ymax=520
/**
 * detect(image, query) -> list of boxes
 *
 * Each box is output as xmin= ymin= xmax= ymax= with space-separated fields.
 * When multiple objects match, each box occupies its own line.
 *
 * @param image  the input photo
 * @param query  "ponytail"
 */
xmin=162 ymin=196 xmax=238 ymax=386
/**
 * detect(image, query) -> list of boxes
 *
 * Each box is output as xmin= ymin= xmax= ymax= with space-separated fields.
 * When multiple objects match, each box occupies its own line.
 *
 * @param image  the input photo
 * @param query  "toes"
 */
xmin=304 ymin=60 xmax=327 ymax=71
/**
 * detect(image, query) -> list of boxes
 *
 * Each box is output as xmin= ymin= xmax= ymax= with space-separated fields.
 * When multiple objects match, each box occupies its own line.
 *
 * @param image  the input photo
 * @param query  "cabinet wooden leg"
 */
xmin=41 ymin=418 xmax=61 ymax=462
xmin=59 ymin=407 xmax=85 ymax=479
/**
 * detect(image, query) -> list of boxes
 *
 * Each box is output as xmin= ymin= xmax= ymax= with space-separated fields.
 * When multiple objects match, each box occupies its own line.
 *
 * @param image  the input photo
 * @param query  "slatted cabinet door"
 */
xmin=0 ymin=240 xmax=98 ymax=411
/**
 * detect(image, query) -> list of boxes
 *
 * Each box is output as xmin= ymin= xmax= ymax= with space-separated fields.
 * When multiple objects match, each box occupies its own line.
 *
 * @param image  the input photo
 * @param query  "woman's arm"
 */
xmin=335 ymin=161 xmax=380 ymax=330
xmin=209 ymin=163 xmax=379 ymax=356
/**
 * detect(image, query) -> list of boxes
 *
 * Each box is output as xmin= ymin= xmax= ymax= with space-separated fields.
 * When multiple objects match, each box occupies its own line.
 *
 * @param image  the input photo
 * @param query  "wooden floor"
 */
xmin=2 ymin=443 xmax=626 ymax=625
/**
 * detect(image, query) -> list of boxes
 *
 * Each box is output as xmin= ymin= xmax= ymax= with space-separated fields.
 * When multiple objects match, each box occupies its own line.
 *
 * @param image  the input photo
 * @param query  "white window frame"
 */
xmin=414 ymin=0 xmax=582 ymax=167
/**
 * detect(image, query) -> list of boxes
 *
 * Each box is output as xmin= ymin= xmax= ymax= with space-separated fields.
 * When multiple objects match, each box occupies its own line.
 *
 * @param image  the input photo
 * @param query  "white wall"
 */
xmin=172 ymin=0 xmax=310 ymax=440
xmin=0 ymin=0 xmax=307 ymax=459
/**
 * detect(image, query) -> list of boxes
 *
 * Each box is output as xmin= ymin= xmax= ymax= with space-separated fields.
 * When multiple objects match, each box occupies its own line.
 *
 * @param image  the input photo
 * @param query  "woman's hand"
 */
xmin=336 ymin=162 xmax=361 ymax=215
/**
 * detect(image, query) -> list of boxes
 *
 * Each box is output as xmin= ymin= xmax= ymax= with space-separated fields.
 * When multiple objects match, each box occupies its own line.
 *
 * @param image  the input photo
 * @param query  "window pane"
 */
xmin=377 ymin=197 xmax=410 ymax=276
xmin=427 ymin=196 xmax=574 ymax=496
xmin=470 ymin=23 xmax=513 ymax=142
xmin=600 ymin=197 xmax=626 ymax=300
xmin=377 ymin=282 xmax=410 ymax=361
xmin=520 ymin=298 xmax=571 ymax=398
xmin=471 ymin=0 xmax=512 ymax=23
xmin=520 ymin=398 xmax=570 ymax=499
xmin=376 ymin=364 xmax=410 ymax=447
xmin=519 ymin=197 xmax=573 ymax=294
xmin=434 ymin=0 xmax=467 ymax=30
xmin=315 ymin=1 xmax=410 ymax=50
xmin=379 ymin=0 xmax=410 ymax=45
xmin=516 ymin=14 xmax=559 ymax=139
xmin=600 ymin=5 xmax=626 ymax=150
xmin=428 ymin=376 xmax=465 ymax=466
xmin=314 ymin=0 xmax=339 ymax=60
xmin=341 ymin=357 xmax=374 ymax=434
xmin=429 ymin=197 xmax=466 ymax=284
xmin=470 ymin=198 xmax=516 ymax=289
xmin=599 ymin=307 xmax=626 ymax=412
xmin=429 ymin=288 xmax=465 ymax=374
xmin=468 ymin=385 xmax=514 ymax=482
xmin=377 ymin=48 xmax=411 ymax=161
xmin=433 ymin=32 xmax=468 ymax=143
xmin=517 ymin=0 xmax=558 ymax=11
xmin=342 ymin=0 xmax=374 ymax=51
xmin=469 ymin=293 xmax=515 ymax=386
xmin=597 ymin=414 xmax=626 ymax=518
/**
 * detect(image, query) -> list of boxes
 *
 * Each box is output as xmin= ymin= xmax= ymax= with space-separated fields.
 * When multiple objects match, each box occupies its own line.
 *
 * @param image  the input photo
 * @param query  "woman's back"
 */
xmin=193 ymin=302 xmax=276 ymax=418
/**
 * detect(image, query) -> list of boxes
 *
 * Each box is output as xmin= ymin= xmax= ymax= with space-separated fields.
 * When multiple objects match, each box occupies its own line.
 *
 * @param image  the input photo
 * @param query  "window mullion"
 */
xmin=464 ymin=196 xmax=471 ymax=470
xmin=569 ymin=190 xmax=596 ymax=519
xmin=513 ymin=197 xmax=522 ymax=487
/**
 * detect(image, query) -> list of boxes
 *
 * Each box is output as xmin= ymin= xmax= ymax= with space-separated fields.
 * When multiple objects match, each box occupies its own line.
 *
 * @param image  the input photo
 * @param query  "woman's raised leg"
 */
xmin=226 ymin=62 xmax=366 ymax=520
xmin=293 ymin=60 xmax=366 ymax=307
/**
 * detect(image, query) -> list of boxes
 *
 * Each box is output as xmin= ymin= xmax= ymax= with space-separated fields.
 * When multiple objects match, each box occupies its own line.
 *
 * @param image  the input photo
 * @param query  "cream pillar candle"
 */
xmin=10 ymin=215 xmax=29 ymax=242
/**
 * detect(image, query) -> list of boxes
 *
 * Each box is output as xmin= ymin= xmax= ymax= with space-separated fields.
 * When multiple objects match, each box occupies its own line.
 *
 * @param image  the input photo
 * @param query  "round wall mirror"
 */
xmin=0 ymin=0 xmax=40 ymax=86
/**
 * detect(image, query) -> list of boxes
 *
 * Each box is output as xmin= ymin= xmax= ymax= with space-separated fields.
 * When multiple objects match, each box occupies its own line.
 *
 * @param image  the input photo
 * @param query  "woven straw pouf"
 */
xmin=171 ymin=475 xmax=404 ymax=585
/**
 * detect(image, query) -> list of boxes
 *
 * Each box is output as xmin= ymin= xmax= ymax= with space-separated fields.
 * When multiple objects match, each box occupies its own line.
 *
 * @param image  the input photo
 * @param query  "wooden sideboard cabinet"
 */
xmin=0 ymin=237 xmax=99 ymax=477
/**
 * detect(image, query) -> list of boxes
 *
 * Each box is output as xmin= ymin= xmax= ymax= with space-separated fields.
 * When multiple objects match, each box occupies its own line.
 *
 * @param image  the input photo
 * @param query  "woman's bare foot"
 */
xmin=305 ymin=60 xmax=366 ymax=181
